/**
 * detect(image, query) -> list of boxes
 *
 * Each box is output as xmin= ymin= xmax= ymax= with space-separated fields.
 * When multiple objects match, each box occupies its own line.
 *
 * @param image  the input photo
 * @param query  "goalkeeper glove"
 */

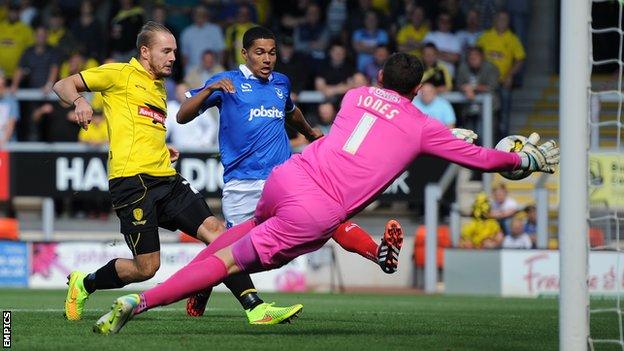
xmin=451 ymin=128 xmax=478 ymax=144
xmin=518 ymin=133 xmax=560 ymax=173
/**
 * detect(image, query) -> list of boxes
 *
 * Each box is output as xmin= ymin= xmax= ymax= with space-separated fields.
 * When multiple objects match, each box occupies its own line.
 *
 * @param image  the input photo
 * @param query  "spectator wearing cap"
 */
xmin=184 ymin=50 xmax=225 ymax=91
xmin=421 ymin=43 xmax=452 ymax=93
xmin=180 ymin=5 xmax=225 ymax=74
xmin=293 ymin=3 xmax=329 ymax=62
xmin=412 ymin=83 xmax=456 ymax=128
xmin=423 ymin=12 xmax=461 ymax=77
xmin=352 ymin=10 xmax=389 ymax=72
xmin=0 ymin=4 xmax=34 ymax=79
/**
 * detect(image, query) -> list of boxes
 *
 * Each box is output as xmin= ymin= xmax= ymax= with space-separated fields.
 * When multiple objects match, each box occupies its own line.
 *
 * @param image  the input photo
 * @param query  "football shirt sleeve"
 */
xmin=185 ymin=74 xmax=225 ymax=113
xmin=420 ymin=117 xmax=520 ymax=171
xmin=79 ymin=63 xmax=120 ymax=92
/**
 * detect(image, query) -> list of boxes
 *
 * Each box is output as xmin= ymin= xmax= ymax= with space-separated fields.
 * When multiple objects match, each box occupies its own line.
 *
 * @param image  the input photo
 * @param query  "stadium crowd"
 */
xmin=0 ymin=0 xmax=528 ymax=146
xmin=0 ymin=0 xmax=537 ymax=244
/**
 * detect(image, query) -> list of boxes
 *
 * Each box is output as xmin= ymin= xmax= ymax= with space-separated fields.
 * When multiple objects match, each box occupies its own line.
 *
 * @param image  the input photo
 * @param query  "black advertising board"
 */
xmin=9 ymin=150 xmax=451 ymax=203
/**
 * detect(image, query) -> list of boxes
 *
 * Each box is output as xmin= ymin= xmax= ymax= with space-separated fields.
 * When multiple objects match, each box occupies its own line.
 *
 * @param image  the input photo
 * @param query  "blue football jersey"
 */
xmin=186 ymin=65 xmax=295 ymax=183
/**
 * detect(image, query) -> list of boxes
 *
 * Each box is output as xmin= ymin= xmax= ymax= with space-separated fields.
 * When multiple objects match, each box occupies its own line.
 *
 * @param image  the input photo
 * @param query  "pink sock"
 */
xmin=189 ymin=219 xmax=257 ymax=265
xmin=135 ymin=255 xmax=228 ymax=314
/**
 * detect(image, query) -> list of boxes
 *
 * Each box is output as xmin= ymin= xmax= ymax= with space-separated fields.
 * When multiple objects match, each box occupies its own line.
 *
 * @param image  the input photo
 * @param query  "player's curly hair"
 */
xmin=136 ymin=21 xmax=173 ymax=51
xmin=381 ymin=53 xmax=424 ymax=95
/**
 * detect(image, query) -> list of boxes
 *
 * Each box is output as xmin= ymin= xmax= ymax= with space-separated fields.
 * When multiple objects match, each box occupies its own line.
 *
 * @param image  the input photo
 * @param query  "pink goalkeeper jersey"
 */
xmin=291 ymin=86 xmax=521 ymax=216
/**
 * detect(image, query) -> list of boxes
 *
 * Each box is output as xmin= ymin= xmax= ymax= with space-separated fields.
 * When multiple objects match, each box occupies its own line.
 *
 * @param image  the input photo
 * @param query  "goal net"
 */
xmin=587 ymin=0 xmax=624 ymax=350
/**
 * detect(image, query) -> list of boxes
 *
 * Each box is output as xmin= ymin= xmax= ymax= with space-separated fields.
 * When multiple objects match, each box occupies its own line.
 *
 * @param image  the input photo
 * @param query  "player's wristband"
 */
xmin=72 ymin=95 xmax=85 ymax=106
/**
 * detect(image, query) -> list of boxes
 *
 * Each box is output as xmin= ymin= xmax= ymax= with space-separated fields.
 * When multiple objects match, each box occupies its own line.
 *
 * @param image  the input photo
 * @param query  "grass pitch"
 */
xmin=1 ymin=289 xmax=617 ymax=350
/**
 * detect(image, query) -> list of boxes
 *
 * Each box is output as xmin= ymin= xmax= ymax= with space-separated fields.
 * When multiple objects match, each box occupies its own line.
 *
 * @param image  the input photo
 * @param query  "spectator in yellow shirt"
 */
xmin=225 ymin=5 xmax=257 ymax=68
xmin=460 ymin=193 xmax=503 ymax=249
xmin=477 ymin=11 xmax=525 ymax=138
xmin=78 ymin=108 xmax=108 ymax=146
xmin=396 ymin=6 xmax=429 ymax=57
xmin=59 ymin=52 xmax=99 ymax=79
xmin=0 ymin=5 xmax=34 ymax=78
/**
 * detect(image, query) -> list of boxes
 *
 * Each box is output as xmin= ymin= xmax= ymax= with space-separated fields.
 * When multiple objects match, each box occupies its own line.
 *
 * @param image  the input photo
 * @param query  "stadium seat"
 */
xmin=0 ymin=218 xmax=19 ymax=240
xmin=413 ymin=225 xmax=451 ymax=269
xmin=588 ymin=227 xmax=605 ymax=248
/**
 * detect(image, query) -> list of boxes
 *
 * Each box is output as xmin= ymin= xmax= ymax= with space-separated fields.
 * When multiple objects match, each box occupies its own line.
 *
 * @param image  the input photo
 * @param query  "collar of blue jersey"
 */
xmin=239 ymin=64 xmax=274 ymax=82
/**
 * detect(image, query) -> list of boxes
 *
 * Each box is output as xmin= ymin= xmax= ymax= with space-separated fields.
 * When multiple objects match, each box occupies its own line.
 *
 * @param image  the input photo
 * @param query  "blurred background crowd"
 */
xmin=0 ymin=0 xmax=528 ymax=148
xmin=0 ymin=0 xmax=542 ymax=246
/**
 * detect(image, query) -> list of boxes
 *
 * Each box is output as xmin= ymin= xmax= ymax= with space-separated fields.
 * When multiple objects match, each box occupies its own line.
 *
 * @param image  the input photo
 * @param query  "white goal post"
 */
xmin=559 ymin=0 xmax=590 ymax=350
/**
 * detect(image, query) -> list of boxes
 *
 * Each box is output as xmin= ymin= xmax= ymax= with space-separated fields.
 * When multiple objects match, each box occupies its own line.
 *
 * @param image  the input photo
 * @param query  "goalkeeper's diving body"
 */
xmin=52 ymin=21 xmax=301 ymax=325
xmin=179 ymin=26 xmax=407 ymax=317
xmin=94 ymin=52 xmax=560 ymax=334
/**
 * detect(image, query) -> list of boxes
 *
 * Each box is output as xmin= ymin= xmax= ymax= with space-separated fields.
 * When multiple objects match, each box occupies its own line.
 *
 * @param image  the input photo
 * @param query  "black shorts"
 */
xmin=109 ymin=174 xmax=214 ymax=256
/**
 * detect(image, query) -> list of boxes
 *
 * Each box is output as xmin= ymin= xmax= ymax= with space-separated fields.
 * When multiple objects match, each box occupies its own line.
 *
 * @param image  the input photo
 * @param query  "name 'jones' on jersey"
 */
xmin=355 ymin=89 xmax=400 ymax=120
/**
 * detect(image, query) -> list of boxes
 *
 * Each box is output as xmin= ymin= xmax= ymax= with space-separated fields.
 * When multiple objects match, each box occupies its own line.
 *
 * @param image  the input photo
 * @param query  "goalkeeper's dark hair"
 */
xmin=381 ymin=53 xmax=424 ymax=95
xmin=136 ymin=21 xmax=173 ymax=50
xmin=242 ymin=26 xmax=276 ymax=49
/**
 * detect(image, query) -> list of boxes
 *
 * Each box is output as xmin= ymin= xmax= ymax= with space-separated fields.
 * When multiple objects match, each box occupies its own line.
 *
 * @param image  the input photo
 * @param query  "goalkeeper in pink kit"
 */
xmin=94 ymin=53 xmax=559 ymax=334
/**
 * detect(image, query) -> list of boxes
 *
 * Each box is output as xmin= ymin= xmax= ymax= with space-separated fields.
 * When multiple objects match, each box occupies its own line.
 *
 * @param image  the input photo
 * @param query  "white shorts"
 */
xmin=222 ymin=179 xmax=266 ymax=227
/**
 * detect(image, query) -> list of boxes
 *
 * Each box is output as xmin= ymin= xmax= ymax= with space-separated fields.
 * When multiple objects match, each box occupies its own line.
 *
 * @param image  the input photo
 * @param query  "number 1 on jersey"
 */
xmin=343 ymin=112 xmax=377 ymax=155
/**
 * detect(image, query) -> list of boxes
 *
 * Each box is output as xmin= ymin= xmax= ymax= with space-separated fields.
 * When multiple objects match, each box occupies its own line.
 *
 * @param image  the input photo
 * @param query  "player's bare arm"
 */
xmin=285 ymin=106 xmax=323 ymax=142
xmin=53 ymin=74 xmax=93 ymax=130
xmin=177 ymin=78 xmax=235 ymax=124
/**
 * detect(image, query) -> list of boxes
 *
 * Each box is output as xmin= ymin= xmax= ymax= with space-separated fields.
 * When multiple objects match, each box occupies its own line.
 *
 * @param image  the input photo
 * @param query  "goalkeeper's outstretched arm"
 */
xmin=421 ymin=119 xmax=560 ymax=174
xmin=421 ymin=118 xmax=522 ymax=172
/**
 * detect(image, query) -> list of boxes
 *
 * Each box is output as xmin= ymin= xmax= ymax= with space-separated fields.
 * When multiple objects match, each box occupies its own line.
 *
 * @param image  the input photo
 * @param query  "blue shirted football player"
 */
xmin=178 ymin=26 xmax=322 ymax=317
xmin=177 ymin=26 xmax=401 ymax=320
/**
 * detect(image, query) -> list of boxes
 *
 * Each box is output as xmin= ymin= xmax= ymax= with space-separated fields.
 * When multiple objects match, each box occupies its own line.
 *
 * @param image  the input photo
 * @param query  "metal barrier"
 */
xmin=422 ymin=92 xmax=495 ymax=293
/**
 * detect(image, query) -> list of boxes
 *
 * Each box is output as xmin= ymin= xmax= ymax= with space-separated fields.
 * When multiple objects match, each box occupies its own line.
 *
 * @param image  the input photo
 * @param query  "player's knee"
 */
xmin=197 ymin=216 xmax=225 ymax=243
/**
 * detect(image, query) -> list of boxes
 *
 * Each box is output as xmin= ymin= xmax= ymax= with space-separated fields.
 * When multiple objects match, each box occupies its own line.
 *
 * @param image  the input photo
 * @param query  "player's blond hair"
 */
xmin=136 ymin=21 xmax=172 ymax=51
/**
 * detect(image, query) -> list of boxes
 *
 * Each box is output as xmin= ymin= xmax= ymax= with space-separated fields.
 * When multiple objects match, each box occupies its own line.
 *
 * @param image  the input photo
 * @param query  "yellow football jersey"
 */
xmin=79 ymin=58 xmax=175 ymax=179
